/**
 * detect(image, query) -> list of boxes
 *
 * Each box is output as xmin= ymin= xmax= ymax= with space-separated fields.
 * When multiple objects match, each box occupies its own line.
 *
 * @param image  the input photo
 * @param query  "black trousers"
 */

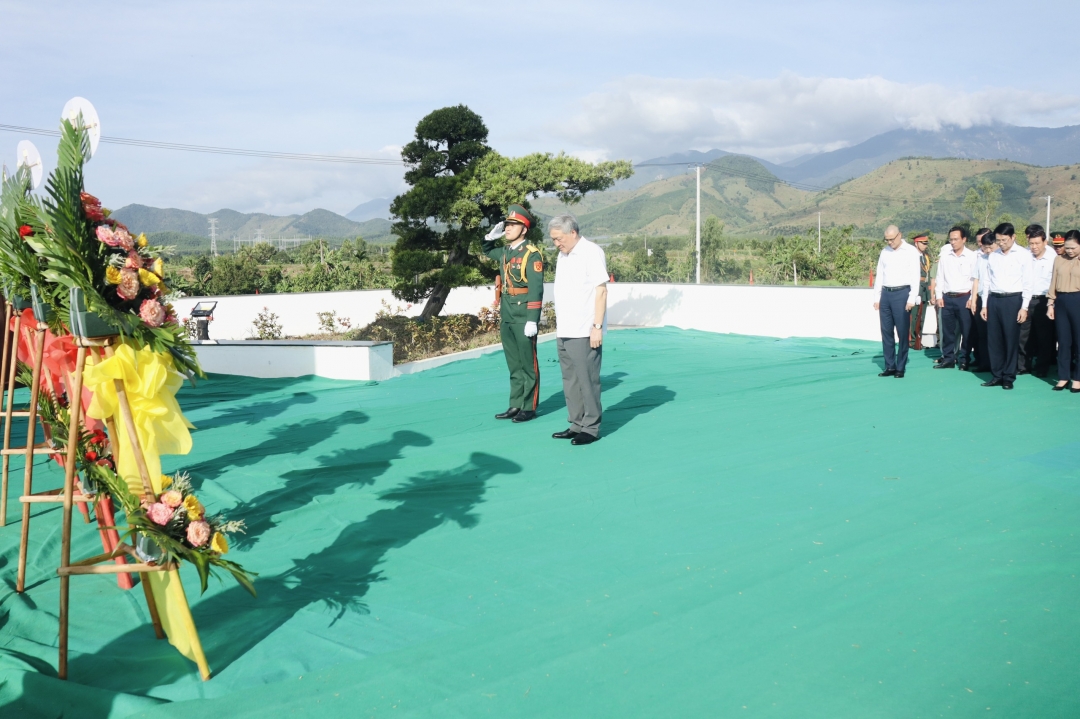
xmin=987 ymin=294 xmax=1023 ymax=382
xmin=879 ymin=287 xmax=911 ymax=371
xmin=940 ymin=293 xmax=973 ymax=364
xmin=972 ymin=295 xmax=990 ymax=369
xmin=1056 ymin=292 xmax=1080 ymax=382
xmin=1018 ymin=296 xmax=1054 ymax=375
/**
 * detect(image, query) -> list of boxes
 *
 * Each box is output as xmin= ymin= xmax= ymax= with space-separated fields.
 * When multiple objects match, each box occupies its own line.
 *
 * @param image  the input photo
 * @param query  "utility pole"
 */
xmin=817 ymin=212 xmax=821 ymax=253
xmin=1046 ymin=196 xmax=1052 ymax=237
xmin=695 ymin=165 xmax=701 ymax=284
xmin=208 ymin=218 xmax=218 ymax=257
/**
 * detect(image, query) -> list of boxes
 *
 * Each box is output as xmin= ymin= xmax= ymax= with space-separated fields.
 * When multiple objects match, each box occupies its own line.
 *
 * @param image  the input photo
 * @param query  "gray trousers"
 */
xmin=557 ymin=337 xmax=602 ymax=437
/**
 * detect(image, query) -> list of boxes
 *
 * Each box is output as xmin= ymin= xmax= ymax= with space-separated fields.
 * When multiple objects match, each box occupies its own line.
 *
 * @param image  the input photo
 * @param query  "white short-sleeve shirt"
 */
xmin=554 ymin=237 xmax=608 ymax=338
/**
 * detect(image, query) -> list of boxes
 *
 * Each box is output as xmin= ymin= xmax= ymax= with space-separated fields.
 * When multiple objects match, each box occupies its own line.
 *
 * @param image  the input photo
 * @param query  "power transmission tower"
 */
xmin=208 ymin=218 xmax=218 ymax=256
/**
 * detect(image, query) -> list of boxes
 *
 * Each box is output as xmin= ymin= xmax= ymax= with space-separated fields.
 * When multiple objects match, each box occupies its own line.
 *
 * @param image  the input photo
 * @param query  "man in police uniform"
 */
xmin=910 ymin=234 xmax=933 ymax=350
xmin=482 ymin=204 xmax=545 ymax=422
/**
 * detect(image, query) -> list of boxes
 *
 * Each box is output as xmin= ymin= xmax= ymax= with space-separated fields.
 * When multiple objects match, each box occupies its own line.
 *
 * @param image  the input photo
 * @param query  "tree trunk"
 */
xmin=419 ymin=245 xmax=466 ymax=320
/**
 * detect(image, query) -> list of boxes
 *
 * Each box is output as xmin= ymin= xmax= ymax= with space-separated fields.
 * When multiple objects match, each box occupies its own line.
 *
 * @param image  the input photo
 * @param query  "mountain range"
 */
xmin=113 ymin=123 xmax=1080 ymax=250
xmin=626 ymin=124 xmax=1080 ymax=191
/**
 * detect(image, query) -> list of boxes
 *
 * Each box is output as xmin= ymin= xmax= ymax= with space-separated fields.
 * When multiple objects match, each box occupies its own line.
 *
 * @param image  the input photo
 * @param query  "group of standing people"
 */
xmin=483 ymin=206 xmax=608 ymax=445
xmin=875 ymin=221 xmax=1080 ymax=390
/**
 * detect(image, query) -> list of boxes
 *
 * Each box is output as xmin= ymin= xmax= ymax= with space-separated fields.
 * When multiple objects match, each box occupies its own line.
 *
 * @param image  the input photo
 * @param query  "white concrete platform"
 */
xmin=193 ymin=340 xmax=395 ymax=381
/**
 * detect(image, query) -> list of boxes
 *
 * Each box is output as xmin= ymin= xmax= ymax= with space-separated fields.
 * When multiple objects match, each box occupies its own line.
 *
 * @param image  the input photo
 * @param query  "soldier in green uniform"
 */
xmin=482 ymin=204 xmax=545 ymax=423
xmin=910 ymin=234 xmax=932 ymax=350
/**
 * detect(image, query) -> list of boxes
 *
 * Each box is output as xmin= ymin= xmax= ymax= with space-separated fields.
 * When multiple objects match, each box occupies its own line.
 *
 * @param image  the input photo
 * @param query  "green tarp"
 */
xmin=1 ymin=328 xmax=1078 ymax=717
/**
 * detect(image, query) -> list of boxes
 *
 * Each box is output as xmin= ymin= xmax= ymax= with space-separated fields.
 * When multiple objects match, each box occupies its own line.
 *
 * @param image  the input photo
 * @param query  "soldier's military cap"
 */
xmin=913 ymin=234 xmax=929 ymax=243
xmin=505 ymin=204 xmax=534 ymax=229
xmin=1052 ymin=234 xmax=1066 ymax=246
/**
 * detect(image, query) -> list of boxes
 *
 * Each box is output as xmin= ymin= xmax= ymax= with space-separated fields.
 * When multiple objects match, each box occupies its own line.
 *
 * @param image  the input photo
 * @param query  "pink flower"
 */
xmin=160 ymin=490 xmax=183 ymax=508
xmin=147 ymin=502 xmax=173 ymax=526
xmin=139 ymin=299 xmax=166 ymax=327
xmin=96 ymin=225 xmax=119 ymax=246
xmin=117 ymin=269 xmax=140 ymax=300
xmin=114 ymin=227 xmax=135 ymax=251
xmin=125 ymin=251 xmax=142 ymax=269
xmin=186 ymin=520 xmax=211 ymax=547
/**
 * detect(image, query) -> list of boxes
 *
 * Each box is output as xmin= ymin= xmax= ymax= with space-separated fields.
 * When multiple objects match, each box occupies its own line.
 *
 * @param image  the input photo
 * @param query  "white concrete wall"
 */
xmin=193 ymin=341 xmax=395 ymax=381
xmin=172 ymin=285 xmax=552 ymax=341
xmin=175 ymin=283 xmax=910 ymax=343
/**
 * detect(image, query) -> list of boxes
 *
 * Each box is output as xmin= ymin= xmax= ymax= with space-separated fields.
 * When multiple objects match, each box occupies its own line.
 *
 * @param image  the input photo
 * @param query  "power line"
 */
xmin=0 ymin=123 xmax=404 ymax=166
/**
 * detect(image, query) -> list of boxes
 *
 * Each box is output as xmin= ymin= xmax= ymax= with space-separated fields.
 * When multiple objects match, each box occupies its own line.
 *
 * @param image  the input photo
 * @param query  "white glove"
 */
xmin=524 ymin=321 xmax=538 ymax=337
xmin=484 ymin=221 xmax=506 ymax=242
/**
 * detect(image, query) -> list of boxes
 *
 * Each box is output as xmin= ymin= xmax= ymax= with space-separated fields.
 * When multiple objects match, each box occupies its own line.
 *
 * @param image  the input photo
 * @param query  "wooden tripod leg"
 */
xmin=16 ymin=327 xmax=46 ymax=593
xmin=99 ymin=345 xmax=164 ymax=636
xmin=57 ymin=347 xmax=88 ymax=677
xmin=0 ymin=311 xmax=21 ymax=528
xmin=58 ymin=345 xmax=86 ymax=681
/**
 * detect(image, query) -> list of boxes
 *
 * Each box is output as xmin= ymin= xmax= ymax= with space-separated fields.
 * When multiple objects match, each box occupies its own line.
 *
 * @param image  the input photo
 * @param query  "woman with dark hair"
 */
xmin=1047 ymin=229 xmax=1080 ymax=391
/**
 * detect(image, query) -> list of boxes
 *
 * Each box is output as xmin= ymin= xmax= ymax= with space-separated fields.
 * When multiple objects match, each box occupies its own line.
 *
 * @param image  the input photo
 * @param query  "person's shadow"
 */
xmin=182 ymin=410 xmax=370 ymax=488
xmin=59 ymin=452 xmax=522 ymax=695
xmin=230 ymin=430 xmax=435 ymax=550
xmin=193 ymin=392 xmax=318 ymax=431
xmin=602 ymin=386 xmax=676 ymax=437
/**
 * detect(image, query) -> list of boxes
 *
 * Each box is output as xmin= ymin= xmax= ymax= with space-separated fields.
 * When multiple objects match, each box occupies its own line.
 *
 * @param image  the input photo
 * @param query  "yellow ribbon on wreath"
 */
xmin=82 ymin=340 xmax=209 ymax=678
xmin=82 ymin=341 xmax=194 ymax=496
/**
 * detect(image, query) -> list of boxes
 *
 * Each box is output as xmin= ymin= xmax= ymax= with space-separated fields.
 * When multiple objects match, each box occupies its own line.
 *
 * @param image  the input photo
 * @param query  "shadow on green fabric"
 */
xmin=177 ymin=375 xmax=313 ymax=413
xmin=184 ymin=410 xmax=370 ymax=488
xmin=58 ymin=452 xmax=521 ymax=696
xmin=602 ymin=385 xmax=676 ymax=436
xmin=231 ymin=430 xmax=436 ymax=550
xmin=536 ymin=371 xmax=627 ymax=417
xmin=193 ymin=392 xmax=319 ymax=432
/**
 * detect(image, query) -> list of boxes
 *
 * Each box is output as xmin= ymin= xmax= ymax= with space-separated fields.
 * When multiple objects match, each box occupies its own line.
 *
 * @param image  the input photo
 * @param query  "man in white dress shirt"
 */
xmin=979 ymin=222 xmax=1033 ymax=389
xmin=970 ymin=229 xmax=995 ymax=371
xmin=933 ymin=226 xmax=979 ymax=369
xmin=873 ymin=225 xmax=921 ymax=378
xmin=1018 ymin=224 xmax=1056 ymax=377
xmin=550 ymin=214 xmax=608 ymax=445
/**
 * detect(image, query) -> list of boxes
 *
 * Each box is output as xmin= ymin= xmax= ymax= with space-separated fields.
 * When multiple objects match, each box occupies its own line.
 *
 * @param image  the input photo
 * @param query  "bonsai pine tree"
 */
xmin=390 ymin=105 xmax=633 ymax=320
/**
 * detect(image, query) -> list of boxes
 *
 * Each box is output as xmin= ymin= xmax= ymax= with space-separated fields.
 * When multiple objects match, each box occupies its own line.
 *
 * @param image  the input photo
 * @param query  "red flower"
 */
xmin=85 ymin=450 xmax=98 ymax=461
xmin=90 ymin=429 xmax=108 ymax=445
xmin=81 ymin=192 xmax=105 ymax=223
xmin=18 ymin=225 xmax=33 ymax=238
xmin=96 ymin=457 xmax=115 ymax=470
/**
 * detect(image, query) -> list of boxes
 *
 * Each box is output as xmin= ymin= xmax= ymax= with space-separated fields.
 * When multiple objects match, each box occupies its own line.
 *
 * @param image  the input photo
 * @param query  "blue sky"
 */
xmin=2 ymin=0 xmax=1078 ymax=218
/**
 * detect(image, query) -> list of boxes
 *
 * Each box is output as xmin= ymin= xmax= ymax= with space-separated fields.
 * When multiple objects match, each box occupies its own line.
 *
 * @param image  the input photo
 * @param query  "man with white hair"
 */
xmin=873 ymin=225 xmax=921 ymax=378
xmin=549 ymin=214 xmax=608 ymax=445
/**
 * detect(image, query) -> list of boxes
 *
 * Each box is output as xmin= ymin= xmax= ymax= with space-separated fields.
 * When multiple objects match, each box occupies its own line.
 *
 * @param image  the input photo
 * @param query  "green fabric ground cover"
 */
xmin=1 ymin=327 xmax=1078 ymax=717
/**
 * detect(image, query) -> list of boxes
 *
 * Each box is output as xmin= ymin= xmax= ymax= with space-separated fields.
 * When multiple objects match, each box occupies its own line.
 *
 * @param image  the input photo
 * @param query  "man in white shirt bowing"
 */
xmin=979 ymin=222 xmax=1034 ymax=389
xmin=873 ymin=225 xmax=921 ymax=378
xmin=1018 ymin=224 xmax=1056 ymax=377
xmin=549 ymin=214 xmax=608 ymax=445
xmin=933 ymin=225 xmax=979 ymax=370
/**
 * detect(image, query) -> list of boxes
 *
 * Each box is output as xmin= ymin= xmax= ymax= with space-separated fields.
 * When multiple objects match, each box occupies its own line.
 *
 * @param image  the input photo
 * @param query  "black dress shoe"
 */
xmin=934 ymin=361 xmax=956 ymax=369
xmin=571 ymin=433 xmax=598 ymax=445
xmin=1002 ymin=381 xmax=1014 ymax=390
xmin=512 ymin=410 xmax=536 ymax=423
xmin=495 ymin=407 xmax=520 ymax=420
xmin=878 ymin=369 xmax=897 ymax=377
xmin=1017 ymin=369 xmax=1030 ymax=376
xmin=982 ymin=379 xmax=1003 ymax=387
xmin=894 ymin=371 xmax=905 ymax=378
xmin=958 ymin=363 xmax=969 ymax=371
xmin=1072 ymin=386 xmax=1080 ymax=394
xmin=552 ymin=428 xmax=578 ymax=439
xmin=1053 ymin=383 xmax=1068 ymax=391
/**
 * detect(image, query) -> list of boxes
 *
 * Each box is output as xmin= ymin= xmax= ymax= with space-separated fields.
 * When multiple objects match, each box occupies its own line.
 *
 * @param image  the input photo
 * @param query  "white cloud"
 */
xmin=166 ymin=146 xmax=406 ymax=216
xmin=558 ymin=74 xmax=1080 ymax=162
